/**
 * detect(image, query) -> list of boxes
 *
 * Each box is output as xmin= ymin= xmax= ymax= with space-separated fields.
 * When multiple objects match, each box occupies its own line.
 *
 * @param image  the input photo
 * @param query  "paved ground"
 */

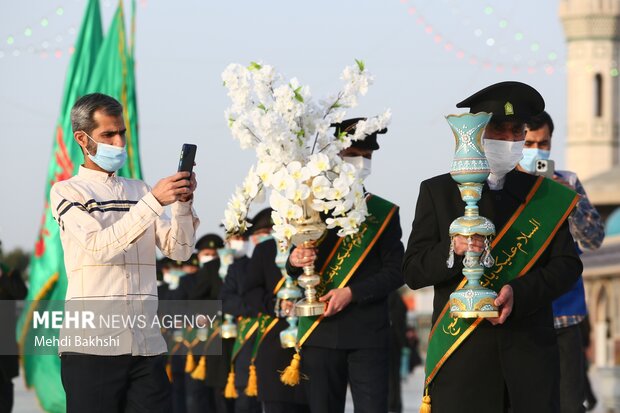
xmin=12 ymin=365 xmax=607 ymax=412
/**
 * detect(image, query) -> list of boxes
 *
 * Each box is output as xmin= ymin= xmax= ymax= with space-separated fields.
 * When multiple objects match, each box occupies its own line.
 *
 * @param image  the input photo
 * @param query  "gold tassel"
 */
xmin=185 ymin=351 xmax=196 ymax=373
xmin=191 ymin=356 xmax=207 ymax=381
xmin=245 ymin=363 xmax=258 ymax=396
xmin=166 ymin=359 xmax=173 ymax=383
xmin=279 ymin=352 xmax=301 ymax=386
xmin=224 ymin=371 xmax=238 ymax=399
xmin=419 ymin=390 xmax=431 ymax=413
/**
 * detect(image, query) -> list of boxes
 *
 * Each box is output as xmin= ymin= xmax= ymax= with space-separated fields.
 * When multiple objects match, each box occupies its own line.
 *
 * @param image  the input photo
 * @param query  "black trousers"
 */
xmin=235 ymin=390 xmax=262 ymax=413
xmin=0 ymin=379 xmax=13 ymax=413
xmin=301 ymin=346 xmax=388 ymax=413
xmin=170 ymin=357 xmax=186 ymax=413
xmin=61 ymin=354 xmax=171 ymax=413
xmin=557 ymin=324 xmax=586 ymax=413
xmin=263 ymin=401 xmax=310 ymax=413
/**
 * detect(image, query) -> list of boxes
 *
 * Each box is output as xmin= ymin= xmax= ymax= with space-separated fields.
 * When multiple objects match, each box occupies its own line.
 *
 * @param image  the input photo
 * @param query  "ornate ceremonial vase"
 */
xmin=275 ymin=247 xmax=303 ymax=347
xmin=217 ymin=248 xmax=235 ymax=279
xmin=279 ymin=317 xmax=299 ymax=349
xmin=221 ymin=314 xmax=238 ymax=339
xmin=291 ymin=194 xmax=327 ymax=317
xmin=446 ymin=112 xmax=498 ymax=318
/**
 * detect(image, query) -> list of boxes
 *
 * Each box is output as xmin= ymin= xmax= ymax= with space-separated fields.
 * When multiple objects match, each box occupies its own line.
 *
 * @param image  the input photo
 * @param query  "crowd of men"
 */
xmin=0 ymin=80 xmax=608 ymax=413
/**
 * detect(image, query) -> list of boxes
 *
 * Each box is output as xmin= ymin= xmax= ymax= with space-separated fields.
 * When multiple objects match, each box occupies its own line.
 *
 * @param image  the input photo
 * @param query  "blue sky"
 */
xmin=0 ymin=0 xmax=568 ymax=251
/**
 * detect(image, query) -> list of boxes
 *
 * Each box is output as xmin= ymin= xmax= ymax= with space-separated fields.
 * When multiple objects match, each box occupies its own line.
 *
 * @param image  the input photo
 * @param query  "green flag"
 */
xmin=85 ymin=0 xmax=142 ymax=179
xmin=17 ymin=1 xmax=103 ymax=411
xmin=18 ymin=1 xmax=141 ymax=411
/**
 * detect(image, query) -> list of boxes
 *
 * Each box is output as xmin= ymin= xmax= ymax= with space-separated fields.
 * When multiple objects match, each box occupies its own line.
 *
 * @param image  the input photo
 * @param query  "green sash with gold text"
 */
xmin=230 ymin=317 xmax=259 ymax=367
xmin=297 ymin=195 xmax=398 ymax=348
xmin=424 ymin=176 xmax=579 ymax=389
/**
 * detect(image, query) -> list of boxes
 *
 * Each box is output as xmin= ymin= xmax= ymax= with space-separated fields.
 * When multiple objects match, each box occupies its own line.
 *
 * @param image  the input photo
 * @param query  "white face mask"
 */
xmin=483 ymin=139 xmax=524 ymax=180
xmin=343 ymin=156 xmax=372 ymax=181
xmin=199 ymin=255 xmax=217 ymax=265
xmin=228 ymin=239 xmax=247 ymax=258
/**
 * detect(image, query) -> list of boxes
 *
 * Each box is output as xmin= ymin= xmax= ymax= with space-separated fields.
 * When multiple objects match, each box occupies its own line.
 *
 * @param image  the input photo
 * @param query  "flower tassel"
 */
xmin=419 ymin=388 xmax=431 ymax=413
xmin=185 ymin=351 xmax=196 ymax=373
xmin=224 ymin=371 xmax=238 ymax=399
xmin=245 ymin=363 xmax=258 ymax=396
xmin=279 ymin=352 xmax=301 ymax=386
xmin=191 ymin=356 xmax=207 ymax=381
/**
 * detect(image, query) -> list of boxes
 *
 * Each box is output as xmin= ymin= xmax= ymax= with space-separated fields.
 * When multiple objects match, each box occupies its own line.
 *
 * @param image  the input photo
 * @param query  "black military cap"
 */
xmin=456 ymin=81 xmax=545 ymax=123
xmin=186 ymin=253 xmax=200 ymax=267
xmin=157 ymin=257 xmax=174 ymax=269
xmin=247 ymin=208 xmax=273 ymax=235
xmin=175 ymin=253 xmax=200 ymax=268
xmin=332 ymin=118 xmax=387 ymax=151
xmin=196 ymin=233 xmax=224 ymax=251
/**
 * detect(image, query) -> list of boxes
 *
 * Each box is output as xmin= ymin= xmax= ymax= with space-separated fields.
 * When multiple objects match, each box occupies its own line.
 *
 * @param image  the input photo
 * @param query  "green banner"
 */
xmin=424 ymin=176 xmax=579 ymax=387
xmin=297 ymin=195 xmax=397 ymax=347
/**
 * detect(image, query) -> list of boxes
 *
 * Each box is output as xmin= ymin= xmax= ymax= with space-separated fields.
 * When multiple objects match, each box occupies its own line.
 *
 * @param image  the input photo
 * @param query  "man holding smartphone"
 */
xmin=520 ymin=111 xmax=605 ymax=413
xmin=51 ymin=93 xmax=200 ymax=413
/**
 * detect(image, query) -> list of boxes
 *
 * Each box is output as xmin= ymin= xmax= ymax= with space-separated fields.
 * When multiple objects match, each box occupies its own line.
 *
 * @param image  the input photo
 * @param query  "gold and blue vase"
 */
xmin=446 ymin=112 xmax=498 ymax=318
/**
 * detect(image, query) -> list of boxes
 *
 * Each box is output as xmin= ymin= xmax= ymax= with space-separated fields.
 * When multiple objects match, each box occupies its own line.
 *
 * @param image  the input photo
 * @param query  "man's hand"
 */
xmin=320 ymin=287 xmax=353 ymax=317
xmin=488 ymin=285 xmax=513 ymax=325
xmin=152 ymin=171 xmax=194 ymax=206
xmin=289 ymin=246 xmax=317 ymax=268
xmin=453 ymin=234 xmax=485 ymax=255
xmin=179 ymin=172 xmax=197 ymax=202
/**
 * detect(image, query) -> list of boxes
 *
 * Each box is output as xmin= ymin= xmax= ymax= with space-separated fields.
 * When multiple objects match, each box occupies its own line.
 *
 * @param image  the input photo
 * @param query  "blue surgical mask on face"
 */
xmin=519 ymin=148 xmax=550 ymax=173
xmin=83 ymin=131 xmax=127 ymax=172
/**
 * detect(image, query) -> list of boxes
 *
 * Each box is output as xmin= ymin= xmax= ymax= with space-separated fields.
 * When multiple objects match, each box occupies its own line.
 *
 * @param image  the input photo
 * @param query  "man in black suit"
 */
xmin=219 ymin=209 xmax=270 ymax=413
xmin=403 ymin=82 xmax=582 ymax=413
xmin=242 ymin=212 xmax=309 ymax=413
xmin=287 ymin=119 xmax=405 ymax=413
xmin=179 ymin=234 xmax=229 ymax=413
xmin=0 ymin=248 xmax=28 ymax=413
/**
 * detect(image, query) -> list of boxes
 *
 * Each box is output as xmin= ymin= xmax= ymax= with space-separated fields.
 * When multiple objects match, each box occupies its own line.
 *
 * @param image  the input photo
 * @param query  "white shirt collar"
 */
xmin=487 ymin=173 xmax=505 ymax=190
xmin=78 ymin=165 xmax=117 ymax=182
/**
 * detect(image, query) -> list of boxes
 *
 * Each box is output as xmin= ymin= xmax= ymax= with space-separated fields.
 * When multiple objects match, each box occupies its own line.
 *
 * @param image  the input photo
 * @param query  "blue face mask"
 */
xmin=84 ymin=132 xmax=127 ymax=172
xmin=255 ymin=234 xmax=273 ymax=245
xmin=519 ymin=148 xmax=550 ymax=173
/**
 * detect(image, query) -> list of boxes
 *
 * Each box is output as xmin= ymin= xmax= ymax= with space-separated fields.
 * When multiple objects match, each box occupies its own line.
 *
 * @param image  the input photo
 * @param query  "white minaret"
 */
xmin=560 ymin=0 xmax=620 ymax=179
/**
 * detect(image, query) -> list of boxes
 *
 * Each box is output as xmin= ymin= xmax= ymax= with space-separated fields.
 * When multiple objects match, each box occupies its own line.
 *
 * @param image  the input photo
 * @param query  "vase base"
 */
xmin=449 ymin=286 xmax=498 ymax=319
xmin=295 ymin=300 xmax=325 ymax=317
xmin=450 ymin=310 xmax=499 ymax=319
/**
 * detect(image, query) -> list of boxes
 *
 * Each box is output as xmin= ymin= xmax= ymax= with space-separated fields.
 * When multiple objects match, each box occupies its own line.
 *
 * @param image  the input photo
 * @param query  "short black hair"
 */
xmin=70 ymin=93 xmax=123 ymax=135
xmin=526 ymin=111 xmax=554 ymax=136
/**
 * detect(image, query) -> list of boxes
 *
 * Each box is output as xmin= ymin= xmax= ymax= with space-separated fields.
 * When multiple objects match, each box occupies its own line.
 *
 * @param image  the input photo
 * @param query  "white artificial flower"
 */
xmin=311 ymin=176 xmax=331 ymax=199
xmin=271 ymin=168 xmax=295 ymax=193
xmin=242 ymin=167 xmax=261 ymax=198
xmin=222 ymin=60 xmax=389 ymax=241
xmin=287 ymin=161 xmax=312 ymax=182
xmin=338 ymin=161 xmax=358 ymax=185
xmin=327 ymin=176 xmax=351 ymax=200
xmin=307 ymin=153 xmax=330 ymax=176
xmin=273 ymin=223 xmax=298 ymax=242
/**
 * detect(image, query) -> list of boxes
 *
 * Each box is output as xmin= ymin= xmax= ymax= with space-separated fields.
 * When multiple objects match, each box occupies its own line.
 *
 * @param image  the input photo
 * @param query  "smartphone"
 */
xmin=535 ymin=159 xmax=555 ymax=179
xmin=177 ymin=144 xmax=197 ymax=176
